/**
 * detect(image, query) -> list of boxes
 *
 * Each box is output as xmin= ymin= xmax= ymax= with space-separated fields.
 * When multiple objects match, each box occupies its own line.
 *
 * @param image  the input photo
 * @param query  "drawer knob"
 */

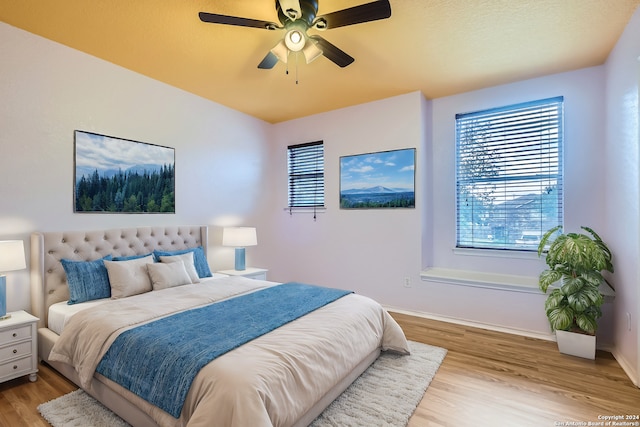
xmin=13 ymin=349 xmax=17 ymax=354
xmin=12 ymin=333 xmax=17 ymax=338
xmin=13 ymin=365 xmax=18 ymax=370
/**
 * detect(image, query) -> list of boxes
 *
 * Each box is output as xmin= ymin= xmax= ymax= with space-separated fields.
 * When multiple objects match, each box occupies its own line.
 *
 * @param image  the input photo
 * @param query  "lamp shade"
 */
xmin=222 ymin=227 xmax=257 ymax=247
xmin=0 ymin=240 xmax=26 ymax=272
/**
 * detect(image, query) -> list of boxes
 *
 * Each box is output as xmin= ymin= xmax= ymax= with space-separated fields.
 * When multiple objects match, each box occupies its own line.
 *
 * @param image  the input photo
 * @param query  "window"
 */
xmin=287 ymin=141 xmax=324 ymax=213
xmin=456 ymin=97 xmax=563 ymax=251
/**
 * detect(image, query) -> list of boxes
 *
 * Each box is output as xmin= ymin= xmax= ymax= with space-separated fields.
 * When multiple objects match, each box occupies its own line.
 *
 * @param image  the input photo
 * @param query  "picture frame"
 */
xmin=340 ymin=148 xmax=416 ymax=209
xmin=74 ymin=130 xmax=175 ymax=213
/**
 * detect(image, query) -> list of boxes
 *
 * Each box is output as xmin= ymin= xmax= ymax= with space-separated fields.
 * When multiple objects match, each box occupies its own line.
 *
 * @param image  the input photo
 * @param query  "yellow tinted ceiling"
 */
xmin=1 ymin=0 xmax=638 ymax=123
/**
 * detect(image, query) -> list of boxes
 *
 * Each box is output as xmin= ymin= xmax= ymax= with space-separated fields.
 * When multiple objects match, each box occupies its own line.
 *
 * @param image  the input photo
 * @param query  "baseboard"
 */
xmin=385 ymin=306 xmax=556 ymax=342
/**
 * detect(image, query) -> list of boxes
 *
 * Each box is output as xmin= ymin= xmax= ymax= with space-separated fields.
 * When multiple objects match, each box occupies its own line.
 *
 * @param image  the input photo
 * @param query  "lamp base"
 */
xmin=234 ymin=248 xmax=246 ymax=271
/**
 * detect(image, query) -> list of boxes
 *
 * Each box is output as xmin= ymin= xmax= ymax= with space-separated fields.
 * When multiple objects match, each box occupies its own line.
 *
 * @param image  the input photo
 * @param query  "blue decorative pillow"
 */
xmin=113 ymin=253 xmax=153 ymax=261
xmin=62 ymin=255 xmax=113 ymax=305
xmin=153 ymin=247 xmax=212 ymax=278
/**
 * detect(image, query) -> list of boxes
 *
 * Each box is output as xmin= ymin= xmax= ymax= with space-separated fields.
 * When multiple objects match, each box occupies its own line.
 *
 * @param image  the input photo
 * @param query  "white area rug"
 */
xmin=38 ymin=341 xmax=446 ymax=427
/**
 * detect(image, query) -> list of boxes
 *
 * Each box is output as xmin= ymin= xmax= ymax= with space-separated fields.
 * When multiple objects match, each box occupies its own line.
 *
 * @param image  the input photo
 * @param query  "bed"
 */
xmin=30 ymin=225 xmax=409 ymax=427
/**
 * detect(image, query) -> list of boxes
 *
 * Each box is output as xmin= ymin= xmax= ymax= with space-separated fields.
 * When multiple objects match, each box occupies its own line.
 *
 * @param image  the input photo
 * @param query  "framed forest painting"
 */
xmin=340 ymin=148 xmax=415 ymax=209
xmin=74 ymin=130 xmax=175 ymax=213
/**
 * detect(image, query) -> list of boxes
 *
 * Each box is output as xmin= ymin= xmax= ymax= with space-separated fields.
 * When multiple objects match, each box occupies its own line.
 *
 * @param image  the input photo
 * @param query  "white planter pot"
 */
xmin=556 ymin=330 xmax=596 ymax=359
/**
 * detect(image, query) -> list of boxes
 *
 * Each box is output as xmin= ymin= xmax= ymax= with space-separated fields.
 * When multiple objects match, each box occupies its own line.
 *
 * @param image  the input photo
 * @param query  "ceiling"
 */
xmin=1 ymin=0 xmax=639 ymax=123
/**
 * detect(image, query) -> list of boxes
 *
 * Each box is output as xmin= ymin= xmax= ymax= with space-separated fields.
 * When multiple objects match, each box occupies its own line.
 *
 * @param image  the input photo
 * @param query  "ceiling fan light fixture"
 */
xmin=302 ymin=39 xmax=322 ymax=64
xmin=290 ymin=31 xmax=302 ymax=44
xmin=285 ymin=29 xmax=306 ymax=52
xmin=270 ymin=40 xmax=289 ymax=64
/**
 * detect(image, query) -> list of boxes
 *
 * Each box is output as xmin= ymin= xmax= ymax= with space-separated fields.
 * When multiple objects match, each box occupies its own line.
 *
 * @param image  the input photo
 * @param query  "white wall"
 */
xmin=266 ymin=68 xmax=612 ymax=342
xmin=429 ymin=66 xmax=606 ymax=276
xmin=423 ymin=67 xmax=610 ymax=339
xmin=263 ymin=92 xmax=426 ymax=304
xmin=0 ymin=22 xmax=272 ymax=312
xmin=604 ymin=6 xmax=640 ymax=385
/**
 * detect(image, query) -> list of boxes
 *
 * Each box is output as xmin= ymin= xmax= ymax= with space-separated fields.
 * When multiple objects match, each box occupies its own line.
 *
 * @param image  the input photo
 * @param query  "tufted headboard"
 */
xmin=30 ymin=226 xmax=208 ymax=329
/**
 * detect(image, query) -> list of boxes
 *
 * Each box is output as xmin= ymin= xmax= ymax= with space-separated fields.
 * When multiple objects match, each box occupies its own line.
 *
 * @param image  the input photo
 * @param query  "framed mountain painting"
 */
xmin=74 ymin=130 xmax=175 ymax=213
xmin=340 ymin=148 xmax=415 ymax=209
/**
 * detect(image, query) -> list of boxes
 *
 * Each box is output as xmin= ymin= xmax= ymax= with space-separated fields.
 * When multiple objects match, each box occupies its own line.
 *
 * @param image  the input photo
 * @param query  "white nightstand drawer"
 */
xmin=0 ymin=311 xmax=39 ymax=384
xmin=0 ymin=341 xmax=32 ymax=362
xmin=0 ymin=355 xmax=33 ymax=379
xmin=0 ymin=325 xmax=32 ymax=344
xmin=243 ymin=271 xmax=267 ymax=280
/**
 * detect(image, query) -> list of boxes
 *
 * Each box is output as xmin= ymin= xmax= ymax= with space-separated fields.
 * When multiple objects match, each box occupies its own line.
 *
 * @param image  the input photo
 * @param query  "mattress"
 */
xmin=48 ymin=298 xmax=109 ymax=335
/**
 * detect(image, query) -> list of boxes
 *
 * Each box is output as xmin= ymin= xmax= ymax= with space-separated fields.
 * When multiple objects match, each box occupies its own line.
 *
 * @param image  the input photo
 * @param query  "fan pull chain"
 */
xmin=285 ymin=50 xmax=289 ymax=75
xmin=295 ymin=52 xmax=299 ymax=85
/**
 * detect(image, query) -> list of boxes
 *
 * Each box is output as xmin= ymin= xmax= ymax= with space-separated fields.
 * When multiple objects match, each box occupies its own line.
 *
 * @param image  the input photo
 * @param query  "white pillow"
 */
xmin=147 ymin=261 xmax=192 ymax=290
xmin=104 ymin=255 xmax=154 ymax=299
xmin=159 ymin=252 xmax=200 ymax=283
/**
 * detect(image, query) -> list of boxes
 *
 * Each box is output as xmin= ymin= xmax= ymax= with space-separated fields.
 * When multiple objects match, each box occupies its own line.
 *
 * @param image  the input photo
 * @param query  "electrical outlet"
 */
xmin=403 ymin=277 xmax=411 ymax=288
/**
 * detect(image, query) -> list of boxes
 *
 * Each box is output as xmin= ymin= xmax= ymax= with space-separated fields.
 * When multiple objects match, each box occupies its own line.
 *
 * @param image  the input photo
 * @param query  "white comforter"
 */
xmin=49 ymin=276 xmax=409 ymax=427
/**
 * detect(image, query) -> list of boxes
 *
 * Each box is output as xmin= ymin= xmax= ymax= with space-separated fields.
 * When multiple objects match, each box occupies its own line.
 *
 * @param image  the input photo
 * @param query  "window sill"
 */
xmin=453 ymin=247 xmax=540 ymax=260
xmin=282 ymin=207 xmax=326 ymax=214
xmin=420 ymin=267 xmax=615 ymax=301
xmin=421 ymin=267 xmax=539 ymax=293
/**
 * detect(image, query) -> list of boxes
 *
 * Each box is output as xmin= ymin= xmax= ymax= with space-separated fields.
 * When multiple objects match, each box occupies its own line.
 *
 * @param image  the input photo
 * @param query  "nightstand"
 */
xmin=217 ymin=267 xmax=268 ymax=281
xmin=0 ymin=310 xmax=38 ymax=383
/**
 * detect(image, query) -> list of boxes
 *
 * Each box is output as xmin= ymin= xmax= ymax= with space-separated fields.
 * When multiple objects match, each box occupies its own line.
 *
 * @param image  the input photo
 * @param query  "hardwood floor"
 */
xmin=0 ymin=313 xmax=638 ymax=427
xmin=391 ymin=312 xmax=640 ymax=427
xmin=0 ymin=361 xmax=76 ymax=427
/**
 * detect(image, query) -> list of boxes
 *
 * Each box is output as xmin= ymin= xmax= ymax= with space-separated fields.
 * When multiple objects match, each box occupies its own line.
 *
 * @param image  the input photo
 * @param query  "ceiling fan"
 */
xmin=199 ymin=0 xmax=392 ymax=69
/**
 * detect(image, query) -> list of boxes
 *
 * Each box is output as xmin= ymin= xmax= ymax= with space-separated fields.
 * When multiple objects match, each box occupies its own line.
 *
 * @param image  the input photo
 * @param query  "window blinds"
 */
xmin=455 ymin=97 xmax=563 ymax=250
xmin=287 ymin=141 xmax=325 ymax=209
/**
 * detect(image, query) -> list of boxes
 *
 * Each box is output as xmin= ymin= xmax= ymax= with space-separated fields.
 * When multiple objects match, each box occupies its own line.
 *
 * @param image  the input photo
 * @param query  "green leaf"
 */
xmin=575 ymin=313 xmax=598 ymax=335
xmin=538 ymin=225 xmax=561 ymax=256
xmin=539 ymin=270 xmax=562 ymax=293
xmin=560 ymin=276 xmax=585 ymax=296
xmin=580 ymin=271 xmax=603 ymax=287
xmin=544 ymin=289 xmax=565 ymax=311
xmin=585 ymin=304 xmax=603 ymax=320
xmin=567 ymin=287 xmax=602 ymax=312
xmin=547 ymin=306 xmax=574 ymax=331
xmin=582 ymin=226 xmax=614 ymax=273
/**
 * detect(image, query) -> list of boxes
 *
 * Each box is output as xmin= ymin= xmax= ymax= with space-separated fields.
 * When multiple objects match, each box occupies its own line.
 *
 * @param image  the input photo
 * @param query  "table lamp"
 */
xmin=222 ymin=227 xmax=257 ymax=271
xmin=0 ymin=240 xmax=26 ymax=320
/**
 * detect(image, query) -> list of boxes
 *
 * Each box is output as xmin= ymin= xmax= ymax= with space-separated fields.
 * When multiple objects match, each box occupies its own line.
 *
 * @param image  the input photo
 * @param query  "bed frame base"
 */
xmin=41 ymin=326 xmax=380 ymax=427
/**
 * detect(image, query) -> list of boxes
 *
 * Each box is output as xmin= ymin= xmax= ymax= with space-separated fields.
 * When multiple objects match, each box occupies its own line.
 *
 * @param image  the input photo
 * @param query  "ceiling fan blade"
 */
xmin=258 ymin=51 xmax=280 ymax=69
xmin=310 ymin=36 xmax=354 ymax=68
xmin=199 ymin=12 xmax=281 ymax=30
xmin=315 ymin=0 xmax=391 ymax=29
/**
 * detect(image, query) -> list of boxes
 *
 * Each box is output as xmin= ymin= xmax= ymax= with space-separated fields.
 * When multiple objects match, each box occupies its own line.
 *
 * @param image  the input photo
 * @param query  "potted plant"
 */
xmin=537 ymin=225 xmax=614 ymax=359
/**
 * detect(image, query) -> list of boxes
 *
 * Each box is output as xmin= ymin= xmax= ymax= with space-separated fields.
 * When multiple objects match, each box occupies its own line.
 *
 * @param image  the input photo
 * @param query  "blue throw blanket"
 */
xmin=95 ymin=282 xmax=352 ymax=418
